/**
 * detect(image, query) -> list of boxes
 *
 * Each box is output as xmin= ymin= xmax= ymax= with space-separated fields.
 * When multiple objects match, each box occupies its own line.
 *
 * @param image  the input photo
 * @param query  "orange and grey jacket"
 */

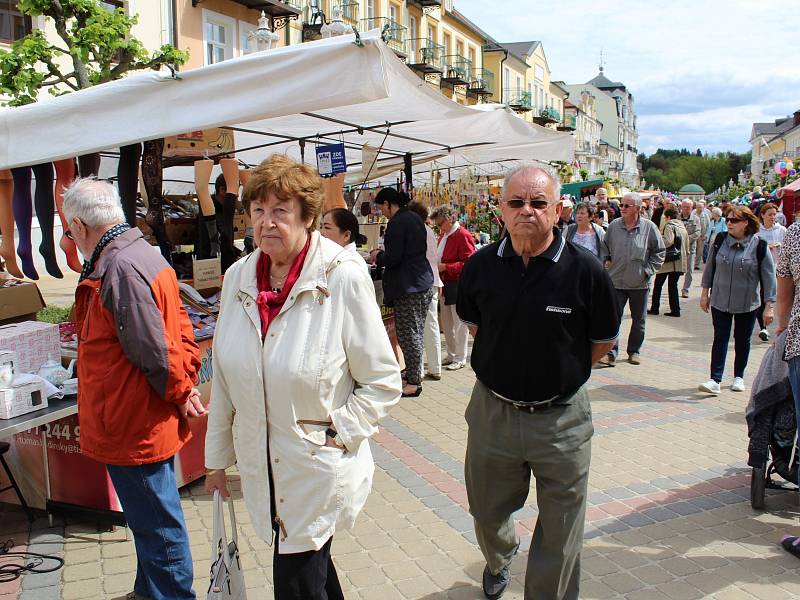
xmin=74 ymin=228 xmax=201 ymax=465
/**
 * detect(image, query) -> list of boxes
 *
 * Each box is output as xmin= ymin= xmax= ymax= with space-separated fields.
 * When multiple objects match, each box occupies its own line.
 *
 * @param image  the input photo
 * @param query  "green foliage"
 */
xmin=579 ymin=168 xmax=589 ymax=182
xmin=640 ymin=149 xmax=752 ymax=194
xmin=37 ymin=304 xmax=72 ymax=324
xmin=0 ymin=0 xmax=188 ymax=106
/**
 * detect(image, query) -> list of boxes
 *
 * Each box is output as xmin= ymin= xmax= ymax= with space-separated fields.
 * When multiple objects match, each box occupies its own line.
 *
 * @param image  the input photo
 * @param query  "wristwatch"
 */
xmin=325 ymin=428 xmax=345 ymax=450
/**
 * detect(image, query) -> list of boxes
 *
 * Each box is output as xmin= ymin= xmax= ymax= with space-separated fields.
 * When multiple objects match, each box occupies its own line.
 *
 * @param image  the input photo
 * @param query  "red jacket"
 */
xmin=439 ymin=225 xmax=476 ymax=283
xmin=74 ymin=229 xmax=200 ymax=465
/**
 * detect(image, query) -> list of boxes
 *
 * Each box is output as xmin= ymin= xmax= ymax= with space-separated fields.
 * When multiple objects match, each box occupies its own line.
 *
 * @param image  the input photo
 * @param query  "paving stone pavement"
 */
xmin=2 ymin=277 xmax=800 ymax=599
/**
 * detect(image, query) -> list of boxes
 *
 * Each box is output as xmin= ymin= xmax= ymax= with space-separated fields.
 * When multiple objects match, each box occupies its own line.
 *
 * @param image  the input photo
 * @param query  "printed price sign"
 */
xmin=316 ymin=143 xmax=347 ymax=177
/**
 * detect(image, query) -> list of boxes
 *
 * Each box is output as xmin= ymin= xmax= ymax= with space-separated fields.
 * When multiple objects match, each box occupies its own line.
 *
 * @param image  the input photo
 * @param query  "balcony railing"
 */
xmin=405 ymin=38 xmax=445 ymax=73
xmin=339 ymin=2 xmax=359 ymax=27
xmin=468 ymin=68 xmax=494 ymax=96
xmin=504 ymin=89 xmax=532 ymax=112
xmin=442 ymin=54 xmax=472 ymax=85
xmin=360 ymin=17 xmax=406 ymax=54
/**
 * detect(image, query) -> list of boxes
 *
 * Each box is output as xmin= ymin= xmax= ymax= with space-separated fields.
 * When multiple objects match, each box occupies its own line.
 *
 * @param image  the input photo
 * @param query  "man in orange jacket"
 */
xmin=64 ymin=178 xmax=204 ymax=600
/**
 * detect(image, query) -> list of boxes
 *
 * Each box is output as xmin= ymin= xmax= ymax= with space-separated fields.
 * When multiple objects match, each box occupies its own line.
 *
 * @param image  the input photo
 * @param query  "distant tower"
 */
xmin=599 ymin=49 xmax=605 ymax=74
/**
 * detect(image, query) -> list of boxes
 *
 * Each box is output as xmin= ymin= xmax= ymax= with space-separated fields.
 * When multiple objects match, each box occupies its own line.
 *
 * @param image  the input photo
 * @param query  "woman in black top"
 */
xmin=369 ymin=188 xmax=434 ymax=397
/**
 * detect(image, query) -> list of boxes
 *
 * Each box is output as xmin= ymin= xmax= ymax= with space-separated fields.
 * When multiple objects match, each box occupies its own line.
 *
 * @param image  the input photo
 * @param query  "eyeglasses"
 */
xmin=726 ymin=217 xmax=744 ymax=224
xmin=619 ymin=203 xmax=636 ymax=209
xmin=504 ymin=198 xmax=554 ymax=211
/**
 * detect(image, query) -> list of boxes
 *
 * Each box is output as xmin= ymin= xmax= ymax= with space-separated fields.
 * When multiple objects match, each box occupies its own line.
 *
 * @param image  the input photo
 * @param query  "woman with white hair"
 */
xmin=707 ymin=206 xmax=727 ymax=248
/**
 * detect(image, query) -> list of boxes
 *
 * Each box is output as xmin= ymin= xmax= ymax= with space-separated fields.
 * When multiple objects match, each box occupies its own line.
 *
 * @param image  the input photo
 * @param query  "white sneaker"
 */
xmin=446 ymin=361 xmax=465 ymax=371
xmin=731 ymin=377 xmax=745 ymax=392
xmin=759 ymin=329 xmax=770 ymax=342
xmin=699 ymin=379 xmax=721 ymax=394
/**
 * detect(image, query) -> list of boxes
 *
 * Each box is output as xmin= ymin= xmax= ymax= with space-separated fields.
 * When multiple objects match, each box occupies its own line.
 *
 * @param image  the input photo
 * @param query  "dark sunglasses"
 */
xmin=726 ymin=217 xmax=744 ymax=224
xmin=619 ymin=203 xmax=636 ymax=209
xmin=504 ymin=198 xmax=551 ymax=210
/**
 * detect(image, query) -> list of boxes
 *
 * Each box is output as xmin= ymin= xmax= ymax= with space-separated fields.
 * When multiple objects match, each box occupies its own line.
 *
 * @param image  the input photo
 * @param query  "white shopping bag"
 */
xmin=207 ymin=491 xmax=247 ymax=600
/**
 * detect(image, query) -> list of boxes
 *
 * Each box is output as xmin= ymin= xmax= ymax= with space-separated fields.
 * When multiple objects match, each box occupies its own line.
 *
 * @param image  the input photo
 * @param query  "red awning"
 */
xmin=778 ymin=178 xmax=800 ymax=201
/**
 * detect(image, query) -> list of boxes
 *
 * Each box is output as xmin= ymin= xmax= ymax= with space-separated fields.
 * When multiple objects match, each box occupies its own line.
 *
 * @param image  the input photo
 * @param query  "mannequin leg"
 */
xmin=10 ymin=167 xmax=38 ymax=280
xmin=77 ymin=153 xmax=101 ymax=178
xmin=141 ymin=139 xmax=171 ymax=263
xmin=219 ymin=158 xmax=240 ymax=272
xmin=239 ymin=169 xmax=254 ymax=253
xmin=118 ymin=143 xmax=143 ymax=227
xmin=194 ymin=159 xmax=219 ymax=258
xmin=53 ymin=158 xmax=82 ymax=273
xmin=31 ymin=163 xmax=63 ymax=278
xmin=0 ymin=170 xmax=23 ymax=278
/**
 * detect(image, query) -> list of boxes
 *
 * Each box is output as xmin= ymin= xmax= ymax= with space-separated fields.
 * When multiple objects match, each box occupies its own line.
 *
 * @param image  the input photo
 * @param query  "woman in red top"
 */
xmin=431 ymin=205 xmax=477 ymax=370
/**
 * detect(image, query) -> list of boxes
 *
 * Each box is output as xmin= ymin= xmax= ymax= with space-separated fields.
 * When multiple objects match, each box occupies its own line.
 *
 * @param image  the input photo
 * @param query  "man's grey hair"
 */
xmin=622 ymin=191 xmax=642 ymax=207
xmin=680 ymin=198 xmax=693 ymax=208
xmin=711 ymin=207 xmax=723 ymax=217
xmin=503 ymin=163 xmax=562 ymax=201
xmin=430 ymin=204 xmax=457 ymax=223
xmin=596 ymin=187 xmax=608 ymax=196
xmin=63 ymin=178 xmax=126 ymax=228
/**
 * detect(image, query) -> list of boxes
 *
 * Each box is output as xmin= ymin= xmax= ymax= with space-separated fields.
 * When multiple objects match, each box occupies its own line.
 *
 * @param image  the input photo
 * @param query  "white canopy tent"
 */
xmin=0 ymin=31 xmax=573 ymax=185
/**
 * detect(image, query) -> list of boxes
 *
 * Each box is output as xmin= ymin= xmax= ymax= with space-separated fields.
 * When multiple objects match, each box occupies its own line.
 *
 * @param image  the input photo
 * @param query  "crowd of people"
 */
xmin=65 ymin=153 xmax=800 ymax=600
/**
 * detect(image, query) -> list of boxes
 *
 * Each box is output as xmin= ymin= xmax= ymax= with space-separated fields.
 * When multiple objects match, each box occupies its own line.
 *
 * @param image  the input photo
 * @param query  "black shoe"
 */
xmin=401 ymin=385 xmax=422 ymax=398
xmin=647 ymin=308 xmax=659 ymax=315
xmin=482 ymin=564 xmax=510 ymax=599
xmin=664 ymin=312 xmax=681 ymax=317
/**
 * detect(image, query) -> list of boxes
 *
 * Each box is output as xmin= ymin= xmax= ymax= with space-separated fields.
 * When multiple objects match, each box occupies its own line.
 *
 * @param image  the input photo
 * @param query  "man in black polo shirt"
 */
xmin=457 ymin=165 xmax=619 ymax=600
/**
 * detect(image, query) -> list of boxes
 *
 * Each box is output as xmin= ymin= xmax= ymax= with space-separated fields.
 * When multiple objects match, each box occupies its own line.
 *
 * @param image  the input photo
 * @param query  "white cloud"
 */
xmin=455 ymin=0 xmax=800 ymax=154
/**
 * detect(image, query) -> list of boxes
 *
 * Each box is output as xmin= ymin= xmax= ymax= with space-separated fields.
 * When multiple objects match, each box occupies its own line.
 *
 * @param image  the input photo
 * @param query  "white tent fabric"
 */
xmin=0 ymin=32 xmax=392 ymax=169
xmin=0 ymin=31 xmax=573 ymax=178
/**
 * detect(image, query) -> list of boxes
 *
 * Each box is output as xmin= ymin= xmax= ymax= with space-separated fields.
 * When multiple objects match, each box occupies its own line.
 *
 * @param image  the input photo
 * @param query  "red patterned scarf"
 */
xmin=255 ymin=234 xmax=311 ymax=337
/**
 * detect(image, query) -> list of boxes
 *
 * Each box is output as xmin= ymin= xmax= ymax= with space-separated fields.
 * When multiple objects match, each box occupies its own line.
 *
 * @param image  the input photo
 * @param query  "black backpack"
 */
xmin=710 ymin=231 xmax=767 ymax=287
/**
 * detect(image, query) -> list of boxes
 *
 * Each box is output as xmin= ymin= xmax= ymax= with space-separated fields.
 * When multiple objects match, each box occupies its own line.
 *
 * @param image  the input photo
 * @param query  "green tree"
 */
xmin=0 ymin=0 xmax=188 ymax=106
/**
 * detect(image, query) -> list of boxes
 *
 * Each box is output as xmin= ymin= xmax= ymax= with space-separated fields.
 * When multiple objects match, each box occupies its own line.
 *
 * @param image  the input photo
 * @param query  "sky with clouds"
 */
xmin=455 ymin=0 xmax=800 ymax=156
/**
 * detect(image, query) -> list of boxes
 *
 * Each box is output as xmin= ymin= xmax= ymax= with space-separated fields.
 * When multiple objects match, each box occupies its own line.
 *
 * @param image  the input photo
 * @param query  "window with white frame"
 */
xmin=366 ymin=0 xmax=375 ymax=20
xmin=203 ymin=10 xmax=235 ymax=65
xmin=408 ymin=15 xmax=417 ymax=55
xmin=389 ymin=3 xmax=397 ymax=24
xmin=239 ymin=20 xmax=256 ymax=56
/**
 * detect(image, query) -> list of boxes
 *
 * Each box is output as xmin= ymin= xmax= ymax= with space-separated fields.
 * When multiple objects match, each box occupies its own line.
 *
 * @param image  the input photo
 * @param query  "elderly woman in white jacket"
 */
xmin=204 ymin=155 xmax=401 ymax=599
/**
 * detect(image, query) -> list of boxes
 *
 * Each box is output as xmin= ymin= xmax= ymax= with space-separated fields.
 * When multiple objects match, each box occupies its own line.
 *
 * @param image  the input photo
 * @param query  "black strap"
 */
xmin=710 ymin=231 xmax=767 ymax=290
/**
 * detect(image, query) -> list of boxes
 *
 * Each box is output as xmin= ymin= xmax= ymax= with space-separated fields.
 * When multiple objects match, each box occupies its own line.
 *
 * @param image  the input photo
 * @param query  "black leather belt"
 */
xmin=489 ymin=387 xmax=571 ymax=414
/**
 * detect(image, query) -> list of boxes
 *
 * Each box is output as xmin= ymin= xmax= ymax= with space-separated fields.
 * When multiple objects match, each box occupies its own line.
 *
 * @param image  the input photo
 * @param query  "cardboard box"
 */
xmin=192 ymin=258 xmax=222 ymax=291
xmin=0 ymin=380 xmax=48 ymax=419
xmin=0 ymin=321 xmax=60 ymax=374
xmin=0 ymin=281 xmax=45 ymax=325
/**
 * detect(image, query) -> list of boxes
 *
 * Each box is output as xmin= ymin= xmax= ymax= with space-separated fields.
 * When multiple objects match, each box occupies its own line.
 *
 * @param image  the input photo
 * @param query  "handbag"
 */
xmin=443 ymin=280 xmax=459 ymax=305
xmin=664 ymin=230 xmax=682 ymax=263
xmin=207 ymin=491 xmax=247 ymax=600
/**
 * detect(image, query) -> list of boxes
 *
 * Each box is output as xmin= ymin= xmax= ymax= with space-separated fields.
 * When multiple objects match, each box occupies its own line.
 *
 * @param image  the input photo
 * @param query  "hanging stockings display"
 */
xmin=141 ymin=139 xmax=171 ymax=263
xmin=0 ymin=170 xmax=23 ymax=278
xmin=31 ymin=163 xmax=63 ymax=278
xmin=219 ymin=157 xmax=240 ymax=272
xmin=53 ymin=158 xmax=82 ymax=273
xmin=194 ymin=158 xmax=219 ymax=258
xmin=118 ymin=143 xmax=142 ymax=227
xmin=10 ymin=167 xmax=38 ymax=280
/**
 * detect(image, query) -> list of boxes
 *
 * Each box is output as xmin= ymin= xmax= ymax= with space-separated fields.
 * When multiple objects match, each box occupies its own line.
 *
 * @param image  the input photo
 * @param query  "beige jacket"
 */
xmin=657 ymin=219 xmax=690 ymax=275
xmin=205 ymin=232 xmax=402 ymax=552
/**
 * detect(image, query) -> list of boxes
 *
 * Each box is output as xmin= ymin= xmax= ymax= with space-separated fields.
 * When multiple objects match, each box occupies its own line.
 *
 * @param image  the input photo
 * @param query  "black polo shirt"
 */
xmin=456 ymin=228 xmax=620 ymax=403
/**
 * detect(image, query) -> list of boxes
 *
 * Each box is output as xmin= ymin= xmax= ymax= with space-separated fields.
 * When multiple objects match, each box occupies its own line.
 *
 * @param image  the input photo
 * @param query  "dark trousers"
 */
xmin=756 ymin=287 xmax=767 ymax=330
xmin=651 ymin=272 xmax=681 ymax=314
xmin=273 ymin=536 xmax=344 ymax=600
xmin=611 ymin=288 xmax=649 ymax=358
xmin=393 ymin=288 xmax=434 ymax=385
xmin=710 ymin=308 xmax=757 ymax=382
xmin=106 ymin=457 xmax=195 ymax=600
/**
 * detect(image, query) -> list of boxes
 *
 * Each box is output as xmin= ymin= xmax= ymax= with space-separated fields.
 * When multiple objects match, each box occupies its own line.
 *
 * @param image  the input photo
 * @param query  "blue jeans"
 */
xmin=787 ymin=358 xmax=800 ymax=482
xmin=710 ymin=308 xmax=757 ymax=382
xmin=107 ymin=457 xmax=195 ymax=600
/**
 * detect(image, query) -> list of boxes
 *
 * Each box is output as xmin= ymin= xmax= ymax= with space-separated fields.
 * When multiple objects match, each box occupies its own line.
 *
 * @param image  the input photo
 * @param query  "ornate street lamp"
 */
xmin=321 ymin=4 xmax=352 ymax=38
xmin=248 ymin=11 xmax=279 ymax=51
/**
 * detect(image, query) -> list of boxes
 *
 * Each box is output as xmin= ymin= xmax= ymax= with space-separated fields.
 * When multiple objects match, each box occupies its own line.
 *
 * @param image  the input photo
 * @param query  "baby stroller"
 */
xmin=747 ymin=330 xmax=798 ymax=509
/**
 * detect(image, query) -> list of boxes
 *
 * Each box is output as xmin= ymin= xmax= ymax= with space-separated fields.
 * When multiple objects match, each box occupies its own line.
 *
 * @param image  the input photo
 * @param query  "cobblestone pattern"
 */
xmin=2 ymin=281 xmax=800 ymax=599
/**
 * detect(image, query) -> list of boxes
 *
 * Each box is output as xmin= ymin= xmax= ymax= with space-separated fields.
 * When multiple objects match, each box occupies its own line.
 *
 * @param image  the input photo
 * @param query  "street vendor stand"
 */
xmin=0 ymin=31 xmax=572 ymax=523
